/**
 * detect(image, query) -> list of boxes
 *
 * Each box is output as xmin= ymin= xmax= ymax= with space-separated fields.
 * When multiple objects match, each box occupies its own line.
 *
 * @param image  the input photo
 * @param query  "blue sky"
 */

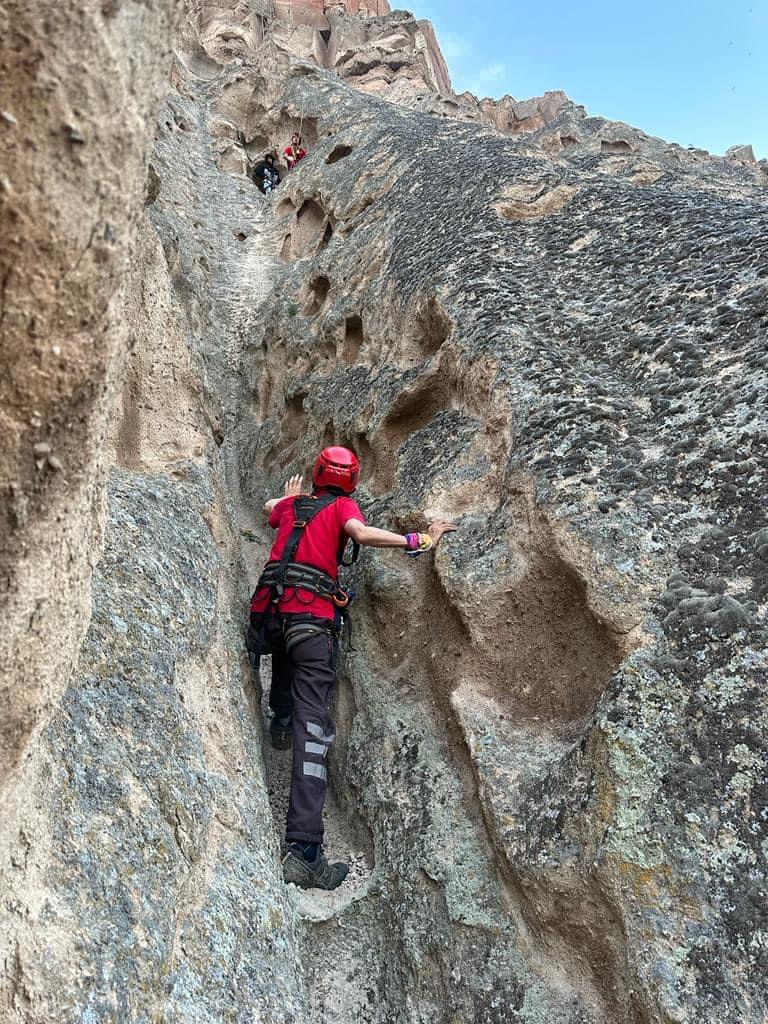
xmin=407 ymin=1 xmax=766 ymax=159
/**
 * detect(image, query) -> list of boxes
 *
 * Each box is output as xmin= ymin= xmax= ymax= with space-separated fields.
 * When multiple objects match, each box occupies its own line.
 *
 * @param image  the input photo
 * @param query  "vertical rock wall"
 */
xmin=1 ymin=3 xmax=767 ymax=1023
xmin=0 ymin=0 xmax=181 ymax=784
xmin=228 ymin=59 xmax=767 ymax=1024
xmin=1 ymin=35 xmax=309 ymax=1022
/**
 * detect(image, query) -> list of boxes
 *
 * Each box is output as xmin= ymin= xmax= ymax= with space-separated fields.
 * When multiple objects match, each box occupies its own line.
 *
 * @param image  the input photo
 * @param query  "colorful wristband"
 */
xmin=405 ymin=533 xmax=433 ymax=557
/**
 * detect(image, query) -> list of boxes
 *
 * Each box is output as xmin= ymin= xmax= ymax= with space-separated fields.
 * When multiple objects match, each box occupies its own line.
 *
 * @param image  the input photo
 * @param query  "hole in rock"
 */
xmin=234 ymin=231 xmax=248 ymax=241
xmin=601 ymin=140 xmax=633 ymax=154
xmin=326 ymin=144 xmax=353 ymax=164
xmin=305 ymin=275 xmax=331 ymax=315
xmin=292 ymin=198 xmax=327 ymax=258
xmin=560 ymin=134 xmax=578 ymax=149
xmin=319 ymin=28 xmax=332 ymax=45
xmin=371 ymin=378 xmax=452 ymax=493
xmin=277 ymin=198 xmax=295 ymax=217
xmin=321 ymin=221 xmax=334 ymax=248
xmin=173 ymin=114 xmax=191 ymax=132
xmin=280 ymin=233 xmax=292 ymax=262
xmin=342 ymin=315 xmax=364 ymax=363
xmin=411 ymin=297 xmax=451 ymax=360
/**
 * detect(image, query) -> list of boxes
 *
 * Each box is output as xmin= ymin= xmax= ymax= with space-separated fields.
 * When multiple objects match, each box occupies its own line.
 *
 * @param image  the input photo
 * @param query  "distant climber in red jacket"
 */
xmin=247 ymin=446 xmax=456 ymax=890
xmin=284 ymin=132 xmax=307 ymax=170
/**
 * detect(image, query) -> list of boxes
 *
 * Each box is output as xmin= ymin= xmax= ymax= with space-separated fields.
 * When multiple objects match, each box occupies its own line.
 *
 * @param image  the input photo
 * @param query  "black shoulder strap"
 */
xmin=272 ymin=494 xmax=338 ymax=598
xmin=338 ymin=536 xmax=360 ymax=568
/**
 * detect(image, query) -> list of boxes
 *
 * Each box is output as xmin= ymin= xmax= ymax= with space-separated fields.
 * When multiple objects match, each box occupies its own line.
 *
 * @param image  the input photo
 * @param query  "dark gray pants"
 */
xmin=248 ymin=611 xmax=337 ymax=844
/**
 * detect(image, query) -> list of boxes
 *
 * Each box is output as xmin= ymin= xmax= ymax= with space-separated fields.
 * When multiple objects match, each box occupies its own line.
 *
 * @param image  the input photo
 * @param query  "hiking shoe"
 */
xmin=269 ymin=713 xmax=292 ymax=750
xmin=282 ymin=846 xmax=349 ymax=891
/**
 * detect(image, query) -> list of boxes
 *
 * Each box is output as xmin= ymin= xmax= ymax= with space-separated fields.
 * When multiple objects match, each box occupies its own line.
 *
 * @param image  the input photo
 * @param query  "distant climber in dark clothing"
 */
xmin=251 ymin=150 xmax=281 ymax=195
xmin=284 ymin=132 xmax=307 ymax=170
xmin=247 ymin=447 xmax=457 ymax=891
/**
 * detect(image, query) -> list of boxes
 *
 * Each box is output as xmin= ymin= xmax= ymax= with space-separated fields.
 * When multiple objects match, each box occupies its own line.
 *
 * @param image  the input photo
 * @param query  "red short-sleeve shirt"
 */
xmin=250 ymin=493 xmax=365 ymax=619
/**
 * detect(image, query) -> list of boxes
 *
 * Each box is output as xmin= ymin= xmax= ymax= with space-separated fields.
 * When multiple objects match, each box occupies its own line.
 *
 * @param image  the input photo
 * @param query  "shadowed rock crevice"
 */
xmin=368 ymin=375 xmax=457 ymax=493
xmin=320 ymin=220 xmax=334 ymax=248
xmin=341 ymin=314 xmax=365 ymax=363
xmin=304 ymin=274 xmax=331 ymax=314
xmin=408 ymin=295 xmax=452 ymax=360
xmin=265 ymin=390 xmax=309 ymax=468
xmin=326 ymin=143 xmax=354 ymax=164
xmin=281 ymin=197 xmax=335 ymax=260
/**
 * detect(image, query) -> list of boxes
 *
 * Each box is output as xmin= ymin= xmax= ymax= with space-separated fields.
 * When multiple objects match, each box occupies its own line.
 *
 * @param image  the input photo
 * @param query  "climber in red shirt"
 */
xmin=284 ymin=132 xmax=307 ymax=170
xmin=247 ymin=446 xmax=456 ymax=890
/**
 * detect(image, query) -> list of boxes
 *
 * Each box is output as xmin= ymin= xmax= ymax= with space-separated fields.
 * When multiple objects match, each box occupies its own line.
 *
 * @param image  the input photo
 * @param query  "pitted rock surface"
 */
xmin=235 ymin=53 xmax=767 ymax=1024
xmin=1 ymin=2 xmax=767 ymax=1023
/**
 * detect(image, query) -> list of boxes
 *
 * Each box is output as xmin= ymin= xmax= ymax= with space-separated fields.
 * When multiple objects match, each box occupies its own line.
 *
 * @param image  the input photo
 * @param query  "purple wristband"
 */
xmin=405 ymin=532 xmax=420 ymax=551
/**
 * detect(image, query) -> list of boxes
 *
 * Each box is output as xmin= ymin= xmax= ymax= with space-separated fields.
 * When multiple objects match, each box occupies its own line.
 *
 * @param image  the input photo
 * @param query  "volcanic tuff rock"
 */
xmin=0 ymin=0 xmax=181 ymax=781
xmin=275 ymin=0 xmax=392 ymax=23
xmin=1 ymin=2 xmax=768 ymax=1023
xmin=265 ymin=3 xmax=452 ymax=98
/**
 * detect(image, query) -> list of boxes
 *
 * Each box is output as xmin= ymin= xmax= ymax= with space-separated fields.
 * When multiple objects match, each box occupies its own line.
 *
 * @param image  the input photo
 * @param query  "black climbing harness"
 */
xmin=255 ymin=493 xmax=359 ymax=610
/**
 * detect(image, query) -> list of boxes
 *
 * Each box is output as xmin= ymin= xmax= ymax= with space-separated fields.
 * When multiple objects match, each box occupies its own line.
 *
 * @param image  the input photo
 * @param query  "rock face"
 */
xmin=0 ymin=0 xmax=181 ymax=781
xmin=1 ymin=2 xmax=767 ymax=1024
xmin=265 ymin=4 xmax=452 ymax=98
xmin=236 ymin=60 xmax=768 ymax=1024
xmin=726 ymin=143 xmax=757 ymax=164
xmin=324 ymin=8 xmax=452 ymax=96
xmin=275 ymin=0 xmax=392 ymax=22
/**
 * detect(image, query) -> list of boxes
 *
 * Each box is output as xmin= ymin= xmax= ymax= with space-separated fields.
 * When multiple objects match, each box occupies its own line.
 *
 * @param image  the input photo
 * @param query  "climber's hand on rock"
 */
xmin=429 ymin=519 xmax=458 ymax=546
xmin=284 ymin=474 xmax=304 ymax=497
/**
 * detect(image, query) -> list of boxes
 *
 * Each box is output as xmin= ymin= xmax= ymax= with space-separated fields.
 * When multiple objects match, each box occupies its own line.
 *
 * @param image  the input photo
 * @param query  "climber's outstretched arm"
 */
xmin=344 ymin=518 xmax=457 ymax=551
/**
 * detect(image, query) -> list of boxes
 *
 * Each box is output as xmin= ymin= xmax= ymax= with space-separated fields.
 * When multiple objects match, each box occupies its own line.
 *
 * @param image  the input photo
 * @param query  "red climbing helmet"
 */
xmin=312 ymin=446 xmax=360 ymax=494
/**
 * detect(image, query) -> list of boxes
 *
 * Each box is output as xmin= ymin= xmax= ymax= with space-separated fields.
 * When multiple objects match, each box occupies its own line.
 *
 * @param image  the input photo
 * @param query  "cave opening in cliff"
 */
xmin=411 ymin=296 xmax=451 ymax=359
xmin=326 ymin=144 xmax=354 ymax=164
xmin=292 ymin=197 xmax=328 ymax=258
xmin=342 ymin=314 xmax=364 ymax=362
xmin=305 ymin=274 xmax=331 ymax=314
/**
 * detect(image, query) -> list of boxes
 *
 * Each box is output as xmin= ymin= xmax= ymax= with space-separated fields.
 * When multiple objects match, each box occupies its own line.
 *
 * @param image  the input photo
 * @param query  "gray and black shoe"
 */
xmin=282 ymin=846 xmax=349 ymax=890
xmin=269 ymin=713 xmax=292 ymax=750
